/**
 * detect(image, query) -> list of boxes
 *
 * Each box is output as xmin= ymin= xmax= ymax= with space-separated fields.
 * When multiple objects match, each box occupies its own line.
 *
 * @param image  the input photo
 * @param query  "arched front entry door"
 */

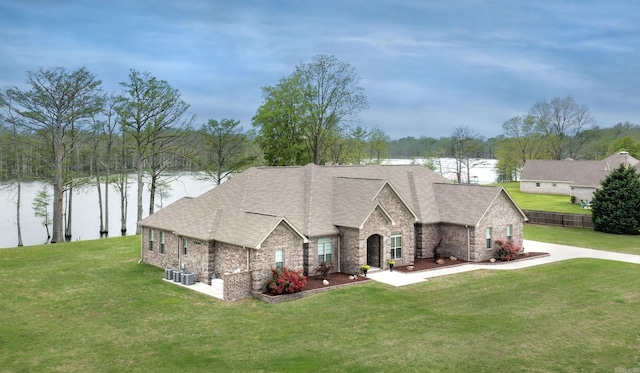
xmin=366 ymin=234 xmax=382 ymax=268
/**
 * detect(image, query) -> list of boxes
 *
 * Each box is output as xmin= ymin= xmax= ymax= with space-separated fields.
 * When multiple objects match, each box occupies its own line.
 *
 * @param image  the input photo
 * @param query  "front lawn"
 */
xmin=1 ymin=236 xmax=639 ymax=372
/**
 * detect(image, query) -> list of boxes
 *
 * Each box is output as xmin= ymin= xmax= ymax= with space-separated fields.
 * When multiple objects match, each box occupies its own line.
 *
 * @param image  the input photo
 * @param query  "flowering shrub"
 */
xmin=265 ymin=267 xmax=307 ymax=295
xmin=315 ymin=261 xmax=333 ymax=280
xmin=495 ymin=239 xmax=522 ymax=261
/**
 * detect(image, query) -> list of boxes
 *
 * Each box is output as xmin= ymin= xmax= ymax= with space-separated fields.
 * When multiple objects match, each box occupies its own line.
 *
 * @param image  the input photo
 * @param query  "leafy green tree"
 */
xmin=607 ymin=136 xmax=640 ymax=159
xmin=11 ymin=67 xmax=104 ymax=243
xmin=591 ymin=164 xmax=640 ymax=235
xmin=199 ymin=118 xmax=257 ymax=185
xmin=253 ymin=55 xmax=368 ymax=165
xmin=366 ymin=126 xmax=390 ymax=163
xmin=252 ymin=74 xmax=309 ymax=165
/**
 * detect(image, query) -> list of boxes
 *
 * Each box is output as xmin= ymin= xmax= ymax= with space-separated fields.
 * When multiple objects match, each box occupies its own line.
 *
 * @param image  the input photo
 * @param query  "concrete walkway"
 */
xmin=366 ymin=240 xmax=640 ymax=287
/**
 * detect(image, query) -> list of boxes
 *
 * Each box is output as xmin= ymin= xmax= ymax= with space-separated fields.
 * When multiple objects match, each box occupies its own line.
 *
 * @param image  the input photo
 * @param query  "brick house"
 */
xmin=520 ymin=152 xmax=640 ymax=203
xmin=139 ymin=164 xmax=527 ymax=300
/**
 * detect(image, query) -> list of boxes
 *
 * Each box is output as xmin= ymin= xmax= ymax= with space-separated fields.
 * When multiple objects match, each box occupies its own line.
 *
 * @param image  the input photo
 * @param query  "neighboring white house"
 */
xmin=520 ymin=152 xmax=640 ymax=203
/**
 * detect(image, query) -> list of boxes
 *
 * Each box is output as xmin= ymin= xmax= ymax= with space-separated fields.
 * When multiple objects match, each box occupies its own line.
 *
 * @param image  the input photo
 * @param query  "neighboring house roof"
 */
xmin=139 ymin=164 xmax=526 ymax=248
xmin=520 ymin=152 xmax=640 ymax=188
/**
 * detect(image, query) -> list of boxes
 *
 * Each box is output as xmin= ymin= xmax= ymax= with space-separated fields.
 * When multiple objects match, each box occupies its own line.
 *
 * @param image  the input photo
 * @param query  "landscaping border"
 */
xmin=253 ymin=278 xmax=371 ymax=304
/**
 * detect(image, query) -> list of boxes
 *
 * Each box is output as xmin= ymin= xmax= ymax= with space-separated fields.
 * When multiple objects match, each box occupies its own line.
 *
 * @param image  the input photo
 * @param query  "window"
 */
xmin=390 ymin=233 xmax=402 ymax=259
xmin=160 ymin=232 xmax=165 ymax=254
xmin=535 ymin=182 xmax=540 ymax=188
xmin=552 ymin=183 xmax=557 ymax=188
xmin=183 ymin=238 xmax=188 ymax=255
xmin=506 ymin=225 xmax=512 ymax=241
xmin=317 ymin=238 xmax=332 ymax=263
xmin=149 ymin=229 xmax=154 ymax=251
xmin=486 ymin=227 xmax=492 ymax=249
xmin=275 ymin=249 xmax=284 ymax=270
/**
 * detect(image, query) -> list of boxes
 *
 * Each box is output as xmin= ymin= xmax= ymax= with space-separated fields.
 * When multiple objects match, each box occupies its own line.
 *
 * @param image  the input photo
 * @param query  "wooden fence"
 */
xmin=523 ymin=210 xmax=593 ymax=229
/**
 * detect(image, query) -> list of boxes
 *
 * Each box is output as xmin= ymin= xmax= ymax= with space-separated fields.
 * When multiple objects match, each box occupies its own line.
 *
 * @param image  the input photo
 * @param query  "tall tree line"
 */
xmin=0 ymin=66 xmax=257 ymax=246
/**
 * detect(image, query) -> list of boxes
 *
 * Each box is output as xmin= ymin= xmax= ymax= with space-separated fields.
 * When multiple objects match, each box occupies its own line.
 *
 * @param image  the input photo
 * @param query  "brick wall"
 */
xmin=306 ymin=236 xmax=339 ymax=276
xmin=474 ymin=192 xmax=525 ymax=261
xmin=437 ymin=224 xmax=472 ymax=261
xmin=141 ymin=227 xmax=213 ymax=284
xmin=415 ymin=223 xmax=440 ymax=259
xmin=338 ymin=185 xmax=416 ymax=273
xmin=373 ymin=185 xmax=415 ymax=268
xmin=223 ymin=271 xmax=252 ymax=301
xmin=249 ymin=222 xmax=304 ymax=293
xmin=339 ymin=226 xmax=362 ymax=275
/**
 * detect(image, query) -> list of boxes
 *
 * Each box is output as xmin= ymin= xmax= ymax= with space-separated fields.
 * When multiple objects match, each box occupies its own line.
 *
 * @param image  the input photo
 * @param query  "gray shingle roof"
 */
xmin=139 ymin=163 xmax=524 ymax=248
xmin=521 ymin=153 xmax=640 ymax=187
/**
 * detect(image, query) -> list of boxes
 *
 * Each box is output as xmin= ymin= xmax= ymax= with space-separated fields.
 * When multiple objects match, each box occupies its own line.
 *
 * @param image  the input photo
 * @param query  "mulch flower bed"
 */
xmin=304 ymin=272 xmax=371 ymax=291
xmin=395 ymin=252 xmax=549 ymax=272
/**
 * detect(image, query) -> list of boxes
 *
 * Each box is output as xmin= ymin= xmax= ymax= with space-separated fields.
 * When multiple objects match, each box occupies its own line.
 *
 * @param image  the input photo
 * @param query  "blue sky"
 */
xmin=1 ymin=0 xmax=638 ymax=140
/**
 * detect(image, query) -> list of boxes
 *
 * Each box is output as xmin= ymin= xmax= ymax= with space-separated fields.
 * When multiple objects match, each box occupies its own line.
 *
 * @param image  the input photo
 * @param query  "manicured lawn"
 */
xmin=496 ymin=182 xmax=591 ymax=215
xmin=524 ymin=224 xmax=640 ymax=255
xmin=1 ymin=236 xmax=640 ymax=372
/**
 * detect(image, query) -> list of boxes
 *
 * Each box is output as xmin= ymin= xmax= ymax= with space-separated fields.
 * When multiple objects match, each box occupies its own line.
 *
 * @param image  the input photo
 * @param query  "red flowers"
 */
xmin=266 ymin=267 xmax=307 ymax=295
xmin=495 ymin=239 xmax=522 ymax=261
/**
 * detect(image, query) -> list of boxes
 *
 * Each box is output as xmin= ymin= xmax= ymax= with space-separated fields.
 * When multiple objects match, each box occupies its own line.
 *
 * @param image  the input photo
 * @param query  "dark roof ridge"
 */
xmin=244 ymin=211 xmax=278 ymax=217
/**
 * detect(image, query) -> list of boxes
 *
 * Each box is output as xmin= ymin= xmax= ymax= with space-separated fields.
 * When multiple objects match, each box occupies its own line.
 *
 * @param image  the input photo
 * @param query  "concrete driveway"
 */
xmin=366 ymin=239 xmax=640 ymax=287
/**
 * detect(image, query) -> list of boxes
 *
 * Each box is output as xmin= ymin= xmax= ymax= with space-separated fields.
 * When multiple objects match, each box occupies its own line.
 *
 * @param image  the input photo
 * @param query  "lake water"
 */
xmin=0 ymin=159 xmax=498 ymax=249
xmin=0 ymin=174 xmax=214 ymax=249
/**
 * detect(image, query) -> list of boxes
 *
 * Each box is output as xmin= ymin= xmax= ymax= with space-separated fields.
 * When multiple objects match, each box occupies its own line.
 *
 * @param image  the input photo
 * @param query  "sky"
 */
xmin=1 ymin=0 xmax=638 ymax=140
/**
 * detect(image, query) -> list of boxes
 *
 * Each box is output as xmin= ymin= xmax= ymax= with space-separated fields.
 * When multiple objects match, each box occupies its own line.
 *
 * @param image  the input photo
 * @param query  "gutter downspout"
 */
xmin=337 ymin=234 xmax=341 ymax=273
xmin=466 ymin=225 xmax=470 ymax=262
xmin=177 ymin=233 xmax=181 ymax=270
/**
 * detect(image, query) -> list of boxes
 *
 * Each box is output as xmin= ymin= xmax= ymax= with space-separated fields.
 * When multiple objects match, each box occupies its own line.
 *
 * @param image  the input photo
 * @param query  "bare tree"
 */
xmin=297 ymin=55 xmax=369 ymax=164
xmin=0 ymin=88 xmax=24 ymax=246
xmin=450 ymin=124 xmax=484 ymax=183
xmin=11 ymin=67 xmax=103 ymax=243
xmin=529 ymin=96 xmax=596 ymax=160
xmin=199 ymin=118 xmax=256 ymax=185
xmin=116 ymin=70 xmax=194 ymax=231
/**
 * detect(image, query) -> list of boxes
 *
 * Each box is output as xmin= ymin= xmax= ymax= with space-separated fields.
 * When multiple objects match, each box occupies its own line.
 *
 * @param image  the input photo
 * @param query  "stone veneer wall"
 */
xmin=249 ymin=222 xmax=304 ymax=292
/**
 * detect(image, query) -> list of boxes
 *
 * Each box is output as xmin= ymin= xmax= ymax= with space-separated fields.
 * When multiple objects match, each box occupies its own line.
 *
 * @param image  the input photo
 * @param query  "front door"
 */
xmin=366 ymin=234 xmax=382 ymax=267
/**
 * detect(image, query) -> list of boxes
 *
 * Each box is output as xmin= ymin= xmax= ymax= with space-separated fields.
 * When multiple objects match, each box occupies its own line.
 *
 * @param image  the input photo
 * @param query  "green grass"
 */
xmin=2 ymin=236 xmax=640 ymax=372
xmin=524 ymin=224 xmax=640 ymax=255
xmin=496 ymin=182 xmax=591 ymax=214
